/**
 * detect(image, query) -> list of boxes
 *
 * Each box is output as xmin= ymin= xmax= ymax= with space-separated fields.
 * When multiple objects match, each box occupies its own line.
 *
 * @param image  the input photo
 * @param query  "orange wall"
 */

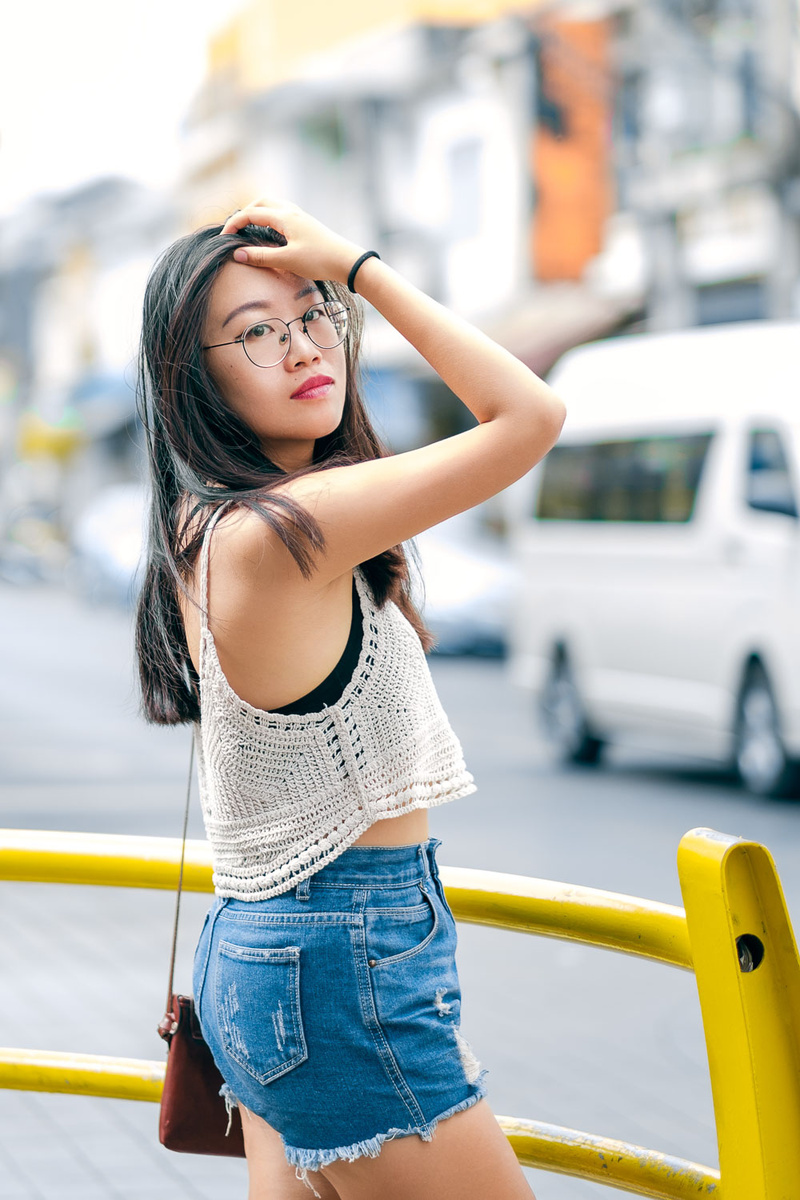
xmin=532 ymin=16 xmax=614 ymax=282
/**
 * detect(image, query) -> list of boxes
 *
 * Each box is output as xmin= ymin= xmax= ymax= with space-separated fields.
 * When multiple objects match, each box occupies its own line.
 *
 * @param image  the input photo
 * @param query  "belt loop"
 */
xmin=296 ymin=876 xmax=311 ymax=901
xmin=426 ymin=836 xmax=442 ymax=879
xmin=418 ymin=842 xmax=433 ymax=887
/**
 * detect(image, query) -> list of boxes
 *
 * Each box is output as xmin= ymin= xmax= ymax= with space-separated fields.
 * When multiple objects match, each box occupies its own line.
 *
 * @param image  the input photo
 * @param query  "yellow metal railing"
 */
xmin=2 ymin=825 xmax=799 ymax=1198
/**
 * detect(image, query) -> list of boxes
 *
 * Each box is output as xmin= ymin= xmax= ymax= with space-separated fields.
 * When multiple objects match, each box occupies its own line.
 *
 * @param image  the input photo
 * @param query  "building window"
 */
xmin=695 ymin=279 xmax=766 ymax=325
xmin=746 ymin=429 xmax=798 ymax=517
xmin=536 ymin=434 xmax=714 ymax=522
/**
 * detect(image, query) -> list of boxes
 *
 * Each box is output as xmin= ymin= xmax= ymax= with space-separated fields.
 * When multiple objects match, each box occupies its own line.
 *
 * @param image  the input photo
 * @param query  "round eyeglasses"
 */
xmin=202 ymin=301 xmax=349 ymax=368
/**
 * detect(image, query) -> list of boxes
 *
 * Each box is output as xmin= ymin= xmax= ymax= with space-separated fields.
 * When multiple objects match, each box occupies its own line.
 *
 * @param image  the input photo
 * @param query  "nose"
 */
xmin=285 ymin=316 xmax=321 ymax=368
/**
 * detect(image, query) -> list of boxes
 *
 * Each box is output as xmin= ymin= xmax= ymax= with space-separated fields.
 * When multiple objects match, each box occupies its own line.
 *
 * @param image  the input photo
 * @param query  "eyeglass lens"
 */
xmin=243 ymin=303 xmax=349 ymax=367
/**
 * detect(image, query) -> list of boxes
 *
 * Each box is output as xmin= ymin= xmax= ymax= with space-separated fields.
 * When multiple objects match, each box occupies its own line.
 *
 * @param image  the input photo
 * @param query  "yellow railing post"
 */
xmin=7 ymin=825 xmax=800 ymax=1196
xmin=678 ymin=827 xmax=800 ymax=1199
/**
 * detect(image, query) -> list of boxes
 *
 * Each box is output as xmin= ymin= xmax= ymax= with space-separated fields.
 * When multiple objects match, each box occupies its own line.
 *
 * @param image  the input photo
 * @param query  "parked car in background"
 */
xmin=507 ymin=321 xmax=800 ymax=797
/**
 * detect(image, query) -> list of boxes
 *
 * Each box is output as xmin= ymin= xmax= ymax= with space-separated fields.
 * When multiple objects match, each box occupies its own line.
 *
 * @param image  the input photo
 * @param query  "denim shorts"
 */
xmin=192 ymin=837 xmax=489 ymax=1180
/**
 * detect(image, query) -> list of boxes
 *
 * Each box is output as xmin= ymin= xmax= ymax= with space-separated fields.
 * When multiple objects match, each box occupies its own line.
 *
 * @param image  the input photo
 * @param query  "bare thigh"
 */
xmin=241 ymin=1105 xmax=342 ymax=1200
xmin=318 ymin=1100 xmax=536 ymax=1200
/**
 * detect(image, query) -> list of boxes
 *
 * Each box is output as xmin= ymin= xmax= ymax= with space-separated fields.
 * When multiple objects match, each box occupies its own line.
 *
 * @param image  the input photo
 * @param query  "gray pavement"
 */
xmin=3 ymin=581 xmax=800 ymax=1197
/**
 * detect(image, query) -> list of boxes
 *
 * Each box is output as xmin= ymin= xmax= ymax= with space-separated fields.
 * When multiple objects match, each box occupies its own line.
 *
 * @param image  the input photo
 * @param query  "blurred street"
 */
xmin=4 ymin=582 xmax=800 ymax=1198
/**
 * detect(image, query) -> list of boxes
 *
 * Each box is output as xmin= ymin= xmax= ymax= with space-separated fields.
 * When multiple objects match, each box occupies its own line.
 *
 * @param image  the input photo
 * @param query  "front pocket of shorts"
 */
xmin=216 ymin=942 xmax=307 ymax=1084
xmin=365 ymin=887 xmax=438 ymax=968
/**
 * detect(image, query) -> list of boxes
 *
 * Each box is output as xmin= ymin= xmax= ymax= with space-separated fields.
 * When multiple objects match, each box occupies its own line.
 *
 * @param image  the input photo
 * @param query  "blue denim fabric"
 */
xmin=193 ymin=837 xmax=488 ymax=1178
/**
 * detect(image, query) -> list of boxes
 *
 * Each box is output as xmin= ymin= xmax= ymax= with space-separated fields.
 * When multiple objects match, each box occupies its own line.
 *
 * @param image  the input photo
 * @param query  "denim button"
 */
xmin=368 ymin=958 xmax=377 ymax=966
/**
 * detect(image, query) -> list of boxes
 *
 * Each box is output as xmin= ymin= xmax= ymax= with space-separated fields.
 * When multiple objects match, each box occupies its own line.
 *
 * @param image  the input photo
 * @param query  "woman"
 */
xmin=135 ymin=196 xmax=565 ymax=1200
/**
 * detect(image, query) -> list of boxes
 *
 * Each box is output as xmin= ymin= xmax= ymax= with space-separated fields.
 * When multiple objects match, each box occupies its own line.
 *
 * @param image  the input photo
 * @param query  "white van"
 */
xmin=507 ymin=321 xmax=800 ymax=797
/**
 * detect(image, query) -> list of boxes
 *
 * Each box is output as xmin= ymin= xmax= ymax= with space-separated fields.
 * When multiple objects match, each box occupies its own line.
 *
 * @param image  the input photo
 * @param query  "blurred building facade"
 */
xmin=179 ymin=0 xmax=636 ymax=452
xmin=0 ymin=179 xmax=174 ymax=575
xmin=0 ymin=0 xmax=798 ymax=570
xmin=179 ymin=0 xmax=800 ymax=437
xmin=614 ymin=0 xmax=800 ymax=329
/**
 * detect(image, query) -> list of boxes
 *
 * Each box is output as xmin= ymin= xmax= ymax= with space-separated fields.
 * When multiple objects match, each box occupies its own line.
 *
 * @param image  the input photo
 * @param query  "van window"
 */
xmin=536 ymin=434 xmax=713 ymax=522
xmin=747 ymin=429 xmax=798 ymax=518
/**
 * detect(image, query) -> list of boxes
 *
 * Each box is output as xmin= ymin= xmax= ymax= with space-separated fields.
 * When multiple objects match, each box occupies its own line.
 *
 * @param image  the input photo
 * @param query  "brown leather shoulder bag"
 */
xmin=157 ymin=738 xmax=245 ymax=1157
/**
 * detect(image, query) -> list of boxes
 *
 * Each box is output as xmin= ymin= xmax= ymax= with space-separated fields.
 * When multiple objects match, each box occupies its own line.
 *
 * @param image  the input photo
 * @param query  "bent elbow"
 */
xmin=535 ymin=390 xmax=567 ymax=454
xmin=547 ymin=392 xmax=567 ymax=442
xmin=514 ymin=391 xmax=566 ymax=474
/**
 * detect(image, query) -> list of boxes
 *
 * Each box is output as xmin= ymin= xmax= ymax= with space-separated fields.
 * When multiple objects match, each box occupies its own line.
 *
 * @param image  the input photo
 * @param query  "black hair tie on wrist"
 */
xmin=348 ymin=250 xmax=380 ymax=294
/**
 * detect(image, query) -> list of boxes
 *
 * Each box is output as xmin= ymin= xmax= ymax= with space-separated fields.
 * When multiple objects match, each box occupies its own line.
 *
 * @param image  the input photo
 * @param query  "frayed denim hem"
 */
xmin=284 ymin=1070 xmax=489 ymax=1195
xmin=218 ymin=1083 xmax=240 ymax=1137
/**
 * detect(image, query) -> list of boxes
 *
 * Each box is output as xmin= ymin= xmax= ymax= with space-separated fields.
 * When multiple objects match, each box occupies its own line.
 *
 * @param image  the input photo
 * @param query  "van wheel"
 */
xmin=540 ymin=654 xmax=604 ymax=765
xmin=735 ymin=665 xmax=800 ymax=798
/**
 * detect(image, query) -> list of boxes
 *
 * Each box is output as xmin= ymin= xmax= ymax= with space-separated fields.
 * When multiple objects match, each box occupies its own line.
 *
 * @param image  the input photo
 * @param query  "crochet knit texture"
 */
xmin=194 ymin=518 xmax=476 ymax=900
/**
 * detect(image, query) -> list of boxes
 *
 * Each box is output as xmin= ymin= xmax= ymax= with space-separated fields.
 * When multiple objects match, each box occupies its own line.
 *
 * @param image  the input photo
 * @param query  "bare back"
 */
xmin=179 ymin=505 xmax=430 ymax=846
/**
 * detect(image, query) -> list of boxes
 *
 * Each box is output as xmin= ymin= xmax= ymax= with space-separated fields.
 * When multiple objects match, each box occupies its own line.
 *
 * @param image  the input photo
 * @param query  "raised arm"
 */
xmin=220 ymin=198 xmax=566 ymax=581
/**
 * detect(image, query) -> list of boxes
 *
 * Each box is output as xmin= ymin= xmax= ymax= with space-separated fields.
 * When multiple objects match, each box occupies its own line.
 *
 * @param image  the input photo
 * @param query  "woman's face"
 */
xmin=202 ymin=261 xmax=348 ymax=472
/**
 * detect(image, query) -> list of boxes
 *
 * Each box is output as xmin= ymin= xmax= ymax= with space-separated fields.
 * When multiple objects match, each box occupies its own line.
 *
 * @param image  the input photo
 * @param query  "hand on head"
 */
xmin=220 ymin=197 xmax=364 ymax=286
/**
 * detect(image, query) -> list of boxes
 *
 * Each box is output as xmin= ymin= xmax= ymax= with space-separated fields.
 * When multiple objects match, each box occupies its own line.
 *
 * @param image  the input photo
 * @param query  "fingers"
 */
xmin=220 ymin=198 xmax=295 ymax=237
xmin=215 ymin=198 xmax=359 ymax=283
xmin=220 ymin=211 xmax=245 ymax=236
xmin=231 ymin=244 xmax=291 ymax=267
xmin=220 ymin=198 xmax=301 ymax=269
xmin=219 ymin=209 xmax=279 ymax=237
xmin=220 ymin=200 xmax=291 ymax=265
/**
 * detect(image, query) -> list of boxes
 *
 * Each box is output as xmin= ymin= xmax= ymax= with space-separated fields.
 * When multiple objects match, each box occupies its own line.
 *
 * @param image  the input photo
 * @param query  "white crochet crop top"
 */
xmin=193 ymin=510 xmax=476 ymax=900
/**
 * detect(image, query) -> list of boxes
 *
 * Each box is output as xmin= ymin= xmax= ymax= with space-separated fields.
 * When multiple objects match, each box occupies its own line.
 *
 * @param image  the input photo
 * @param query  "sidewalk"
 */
xmin=0 ymin=881 xmax=246 ymax=1199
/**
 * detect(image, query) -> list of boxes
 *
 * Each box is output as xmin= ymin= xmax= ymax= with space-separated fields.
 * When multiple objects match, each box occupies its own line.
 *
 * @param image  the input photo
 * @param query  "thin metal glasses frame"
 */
xmin=202 ymin=302 xmax=350 ymax=368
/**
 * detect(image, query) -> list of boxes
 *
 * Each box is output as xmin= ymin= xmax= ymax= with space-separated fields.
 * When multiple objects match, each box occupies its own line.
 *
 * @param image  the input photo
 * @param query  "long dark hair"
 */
xmin=135 ymin=221 xmax=430 ymax=726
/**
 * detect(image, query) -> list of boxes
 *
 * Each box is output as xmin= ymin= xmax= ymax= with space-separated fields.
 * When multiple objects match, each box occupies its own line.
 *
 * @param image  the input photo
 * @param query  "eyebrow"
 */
xmin=221 ymin=283 xmax=322 ymax=329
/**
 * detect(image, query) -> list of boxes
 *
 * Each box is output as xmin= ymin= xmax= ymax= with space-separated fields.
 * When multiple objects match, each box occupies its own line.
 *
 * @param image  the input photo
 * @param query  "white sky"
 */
xmin=0 ymin=0 xmax=246 ymax=217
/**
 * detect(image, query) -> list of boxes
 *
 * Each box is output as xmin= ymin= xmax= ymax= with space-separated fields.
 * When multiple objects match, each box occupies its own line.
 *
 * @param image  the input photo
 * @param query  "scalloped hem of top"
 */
xmin=283 ymin=1070 xmax=489 ymax=1194
xmin=211 ymin=779 xmax=477 ymax=901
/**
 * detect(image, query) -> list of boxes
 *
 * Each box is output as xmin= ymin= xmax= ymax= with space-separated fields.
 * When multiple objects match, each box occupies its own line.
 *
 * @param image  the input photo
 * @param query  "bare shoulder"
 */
xmin=206 ymin=500 xmax=314 ymax=593
xmin=179 ymin=498 xmax=307 ymax=665
xmin=189 ymin=497 xmax=357 ymax=711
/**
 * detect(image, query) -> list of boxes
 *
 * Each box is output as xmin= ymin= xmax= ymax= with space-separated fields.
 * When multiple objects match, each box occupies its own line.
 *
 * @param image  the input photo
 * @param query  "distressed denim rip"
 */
xmin=193 ymin=837 xmax=488 ymax=1194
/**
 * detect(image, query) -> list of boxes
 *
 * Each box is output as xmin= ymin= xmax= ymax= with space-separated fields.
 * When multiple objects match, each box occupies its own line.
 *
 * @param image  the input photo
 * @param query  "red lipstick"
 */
xmin=291 ymin=374 xmax=334 ymax=399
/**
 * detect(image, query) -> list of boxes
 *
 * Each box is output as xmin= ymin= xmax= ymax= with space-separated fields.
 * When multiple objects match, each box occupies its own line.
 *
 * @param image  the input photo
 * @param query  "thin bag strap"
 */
xmin=159 ymin=504 xmax=229 ymax=1037
xmin=162 ymin=732 xmax=195 ymax=1022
